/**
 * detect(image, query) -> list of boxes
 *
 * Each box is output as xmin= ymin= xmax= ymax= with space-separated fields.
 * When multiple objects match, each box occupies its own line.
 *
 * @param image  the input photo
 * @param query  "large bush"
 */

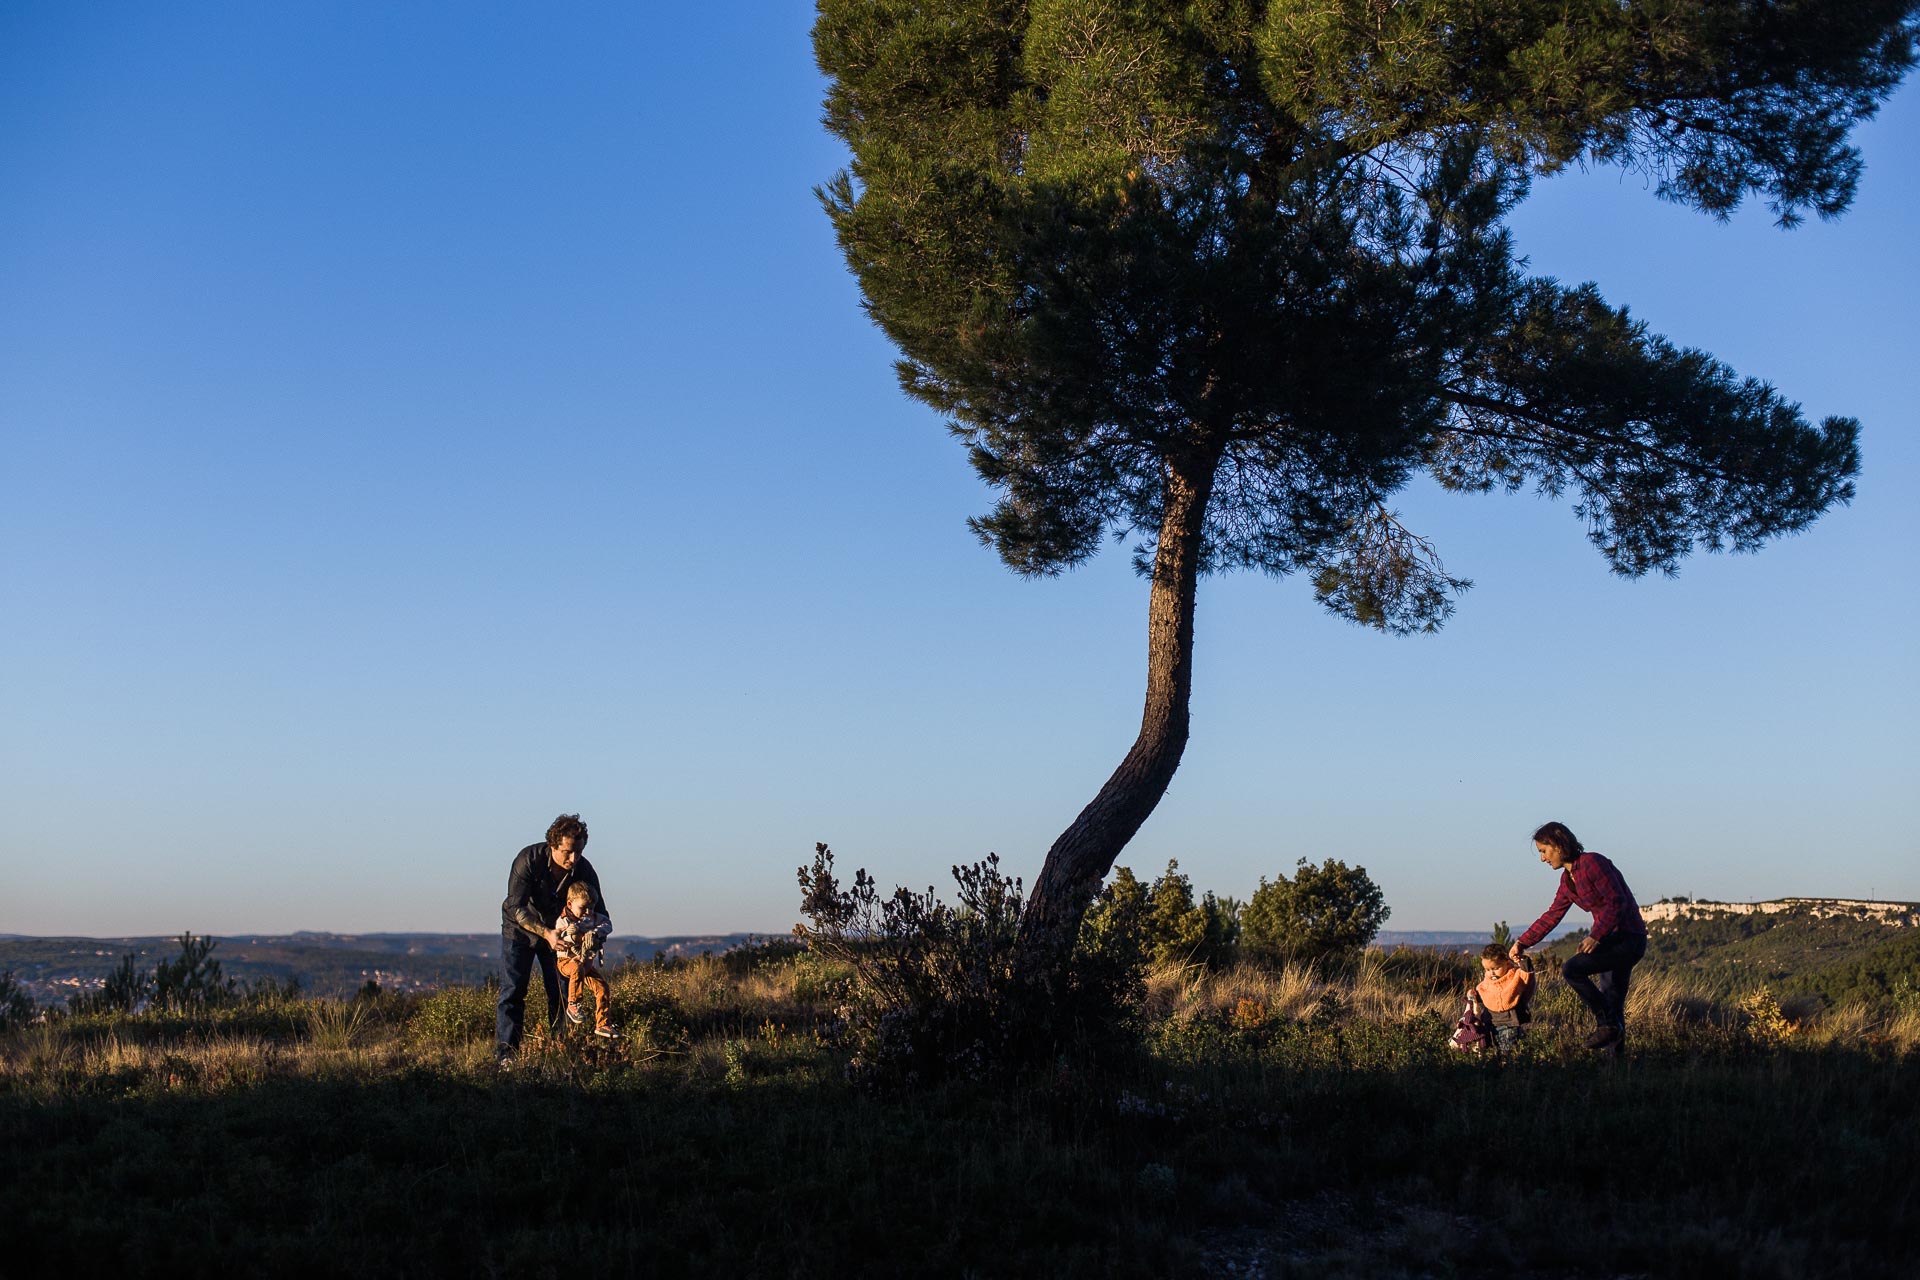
xmin=797 ymin=843 xmax=1130 ymax=1085
xmin=1241 ymin=858 xmax=1389 ymax=964
xmin=1079 ymin=861 xmax=1239 ymax=972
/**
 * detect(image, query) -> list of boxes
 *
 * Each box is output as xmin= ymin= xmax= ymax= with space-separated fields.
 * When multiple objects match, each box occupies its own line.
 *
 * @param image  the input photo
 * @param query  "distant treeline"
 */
xmin=0 ymin=932 xmax=769 ymax=1005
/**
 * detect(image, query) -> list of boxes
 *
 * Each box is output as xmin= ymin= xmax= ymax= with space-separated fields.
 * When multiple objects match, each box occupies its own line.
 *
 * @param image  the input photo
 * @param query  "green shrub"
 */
xmin=0 ymin=970 xmax=35 ymax=1030
xmin=1242 ymin=858 xmax=1390 ymax=963
xmin=245 ymin=974 xmax=304 ymax=1004
xmin=1078 ymin=865 xmax=1152 ymax=975
xmin=785 ymin=949 xmax=855 ymax=1004
xmin=1080 ymin=861 xmax=1240 ymax=974
xmin=68 ymin=951 xmax=150 ymax=1016
xmin=1741 ymin=987 xmax=1794 ymax=1048
xmin=408 ymin=983 xmax=495 ymax=1046
xmin=720 ymin=936 xmax=806 ymax=976
xmin=152 ymin=932 xmax=236 ymax=1010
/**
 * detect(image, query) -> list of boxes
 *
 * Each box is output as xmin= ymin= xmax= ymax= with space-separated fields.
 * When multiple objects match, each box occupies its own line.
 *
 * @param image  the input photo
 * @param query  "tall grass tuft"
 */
xmin=1885 ymin=1007 xmax=1920 ymax=1053
xmin=307 ymin=998 xmax=373 ymax=1051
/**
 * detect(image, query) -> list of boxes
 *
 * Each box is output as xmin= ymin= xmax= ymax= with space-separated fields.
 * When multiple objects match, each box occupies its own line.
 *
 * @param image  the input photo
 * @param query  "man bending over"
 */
xmin=497 ymin=813 xmax=612 ymax=1067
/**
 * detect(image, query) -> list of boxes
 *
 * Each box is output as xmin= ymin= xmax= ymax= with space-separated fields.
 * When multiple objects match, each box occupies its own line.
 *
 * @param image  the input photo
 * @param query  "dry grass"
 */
xmin=610 ymin=953 xmax=826 ymax=1031
xmin=1620 ymin=966 xmax=1716 ymax=1032
xmin=1791 ymin=1001 xmax=1920 ymax=1053
xmin=306 ymin=996 xmax=376 ymax=1050
xmin=1144 ymin=955 xmax=1455 ymax=1026
xmin=1347 ymin=951 xmax=1455 ymax=1021
xmin=0 ymin=1015 xmax=497 ymax=1101
xmin=1884 ymin=1008 xmax=1920 ymax=1052
xmin=1146 ymin=959 xmax=1319 ymax=1023
xmin=0 ymin=1023 xmax=78 ymax=1082
xmin=1798 ymin=1001 xmax=1874 ymax=1047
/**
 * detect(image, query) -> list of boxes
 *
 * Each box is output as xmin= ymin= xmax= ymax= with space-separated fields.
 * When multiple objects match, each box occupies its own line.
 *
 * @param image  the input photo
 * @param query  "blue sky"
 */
xmin=3 ymin=3 xmax=1915 ymax=937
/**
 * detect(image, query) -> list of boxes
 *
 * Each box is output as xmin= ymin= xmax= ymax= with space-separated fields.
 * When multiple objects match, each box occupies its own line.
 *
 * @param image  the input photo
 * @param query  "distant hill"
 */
xmin=1641 ymin=897 xmax=1919 ymax=926
xmin=1375 ymin=930 xmax=1497 ymax=951
xmin=0 ymin=931 xmax=774 ymax=1005
xmin=1372 ymin=925 xmax=1583 ymax=952
xmin=1539 ymin=903 xmax=1920 ymax=1011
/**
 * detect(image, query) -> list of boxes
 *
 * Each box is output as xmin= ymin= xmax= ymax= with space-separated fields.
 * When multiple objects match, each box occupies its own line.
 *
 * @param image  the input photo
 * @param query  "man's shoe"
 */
xmin=565 ymin=1002 xmax=585 ymax=1025
xmin=495 ymin=1050 xmax=518 ymax=1071
xmin=1585 ymin=1024 xmax=1621 ymax=1050
xmin=594 ymin=1024 xmax=618 ymax=1039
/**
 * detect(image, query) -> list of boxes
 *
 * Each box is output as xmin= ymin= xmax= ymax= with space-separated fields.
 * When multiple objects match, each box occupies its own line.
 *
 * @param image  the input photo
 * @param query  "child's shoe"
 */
xmin=594 ymin=1024 xmax=618 ymax=1039
xmin=565 ymin=1002 xmax=584 ymax=1025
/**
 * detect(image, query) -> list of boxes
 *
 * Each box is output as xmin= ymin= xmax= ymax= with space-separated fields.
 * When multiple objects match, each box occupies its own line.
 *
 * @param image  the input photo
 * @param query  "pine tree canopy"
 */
xmin=816 ymin=0 xmax=1910 ymax=632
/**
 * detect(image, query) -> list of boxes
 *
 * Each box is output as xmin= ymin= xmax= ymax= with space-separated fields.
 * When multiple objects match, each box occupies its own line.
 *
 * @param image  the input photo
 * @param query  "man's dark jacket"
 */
xmin=501 ymin=843 xmax=610 ymax=941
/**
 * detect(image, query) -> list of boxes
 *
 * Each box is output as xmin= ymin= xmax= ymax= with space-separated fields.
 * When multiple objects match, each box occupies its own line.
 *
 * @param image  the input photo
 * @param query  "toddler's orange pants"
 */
xmin=556 ymin=957 xmax=611 ymax=1031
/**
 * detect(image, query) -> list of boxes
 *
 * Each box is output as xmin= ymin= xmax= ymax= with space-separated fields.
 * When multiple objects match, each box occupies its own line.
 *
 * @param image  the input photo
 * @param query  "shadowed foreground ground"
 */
xmin=3 ymin=953 xmax=1915 ymax=1278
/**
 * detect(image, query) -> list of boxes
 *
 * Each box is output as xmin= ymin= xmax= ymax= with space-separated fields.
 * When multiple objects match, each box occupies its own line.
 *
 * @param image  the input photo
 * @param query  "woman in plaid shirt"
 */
xmin=1509 ymin=821 xmax=1648 ymax=1051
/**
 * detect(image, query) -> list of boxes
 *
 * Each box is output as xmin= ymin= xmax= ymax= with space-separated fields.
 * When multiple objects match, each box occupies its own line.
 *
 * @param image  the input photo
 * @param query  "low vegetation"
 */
xmin=4 ymin=919 xmax=1917 ymax=1277
xmin=1544 ymin=907 xmax=1920 ymax=1016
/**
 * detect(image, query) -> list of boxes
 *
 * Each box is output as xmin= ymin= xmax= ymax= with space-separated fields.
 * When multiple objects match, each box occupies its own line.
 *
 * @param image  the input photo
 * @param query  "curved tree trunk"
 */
xmin=1018 ymin=445 xmax=1220 ymax=974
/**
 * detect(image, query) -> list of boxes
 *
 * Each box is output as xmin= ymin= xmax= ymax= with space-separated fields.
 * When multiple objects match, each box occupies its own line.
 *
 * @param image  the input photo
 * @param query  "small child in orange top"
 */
xmin=554 ymin=882 xmax=616 ymax=1039
xmin=1475 ymin=943 xmax=1534 ymax=1052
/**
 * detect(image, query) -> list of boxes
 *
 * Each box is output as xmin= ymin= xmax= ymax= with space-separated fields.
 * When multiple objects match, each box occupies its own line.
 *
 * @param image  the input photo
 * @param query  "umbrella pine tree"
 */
xmin=813 ymin=0 xmax=1916 ymax=970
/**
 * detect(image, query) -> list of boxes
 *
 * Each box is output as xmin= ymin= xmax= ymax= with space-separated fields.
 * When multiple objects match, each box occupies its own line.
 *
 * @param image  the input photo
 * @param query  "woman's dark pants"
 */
xmin=1560 ymin=932 xmax=1648 ymax=1030
xmin=497 ymin=927 xmax=562 ymax=1055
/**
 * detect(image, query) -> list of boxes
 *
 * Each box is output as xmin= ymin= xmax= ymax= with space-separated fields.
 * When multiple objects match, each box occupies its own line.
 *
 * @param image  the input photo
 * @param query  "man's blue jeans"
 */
xmin=1561 ymin=932 xmax=1648 ymax=1030
xmin=497 ymin=926 xmax=562 ymax=1055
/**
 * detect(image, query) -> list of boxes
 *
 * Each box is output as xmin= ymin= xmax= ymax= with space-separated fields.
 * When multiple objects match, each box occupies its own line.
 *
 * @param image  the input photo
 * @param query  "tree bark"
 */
xmin=1018 ymin=444 xmax=1221 ymax=973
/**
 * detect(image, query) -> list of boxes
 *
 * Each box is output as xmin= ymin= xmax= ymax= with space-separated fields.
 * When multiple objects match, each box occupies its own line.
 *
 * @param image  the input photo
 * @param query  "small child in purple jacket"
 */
xmin=1449 ymin=988 xmax=1491 ymax=1053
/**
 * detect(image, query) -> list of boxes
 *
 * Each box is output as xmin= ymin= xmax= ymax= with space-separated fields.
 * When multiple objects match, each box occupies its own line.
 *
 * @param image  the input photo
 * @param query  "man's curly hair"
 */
xmin=546 ymin=813 xmax=589 ymax=850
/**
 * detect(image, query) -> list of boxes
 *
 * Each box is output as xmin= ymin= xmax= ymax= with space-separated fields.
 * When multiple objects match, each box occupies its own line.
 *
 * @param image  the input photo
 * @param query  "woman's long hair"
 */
xmin=1531 ymin=821 xmax=1584 ymax=859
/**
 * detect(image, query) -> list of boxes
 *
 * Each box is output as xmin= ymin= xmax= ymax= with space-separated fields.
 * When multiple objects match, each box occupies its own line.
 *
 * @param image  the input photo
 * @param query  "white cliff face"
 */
xmin=1640 ymin=898 xmax=1920 ymax=926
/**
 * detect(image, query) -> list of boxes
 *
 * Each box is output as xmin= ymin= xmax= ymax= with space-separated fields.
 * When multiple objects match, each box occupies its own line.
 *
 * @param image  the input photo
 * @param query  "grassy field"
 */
xmin=4 ymin=950 xmax=1916 ymax=1278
